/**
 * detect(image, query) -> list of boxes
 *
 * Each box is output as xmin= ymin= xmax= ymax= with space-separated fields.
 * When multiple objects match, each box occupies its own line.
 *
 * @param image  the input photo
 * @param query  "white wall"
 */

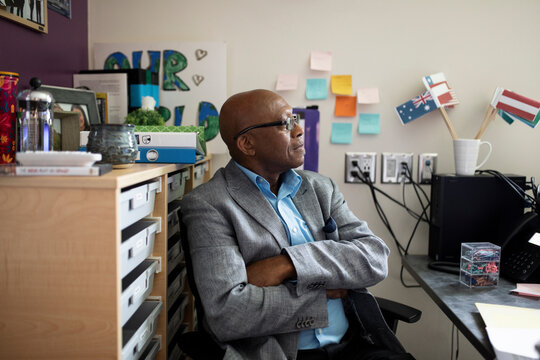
xmin=88 ymin=1 xmax=540 ymax=358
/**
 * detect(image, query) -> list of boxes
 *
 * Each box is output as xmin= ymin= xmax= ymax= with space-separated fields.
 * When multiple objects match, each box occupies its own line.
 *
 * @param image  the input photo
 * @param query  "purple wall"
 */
xmin=0 ymin=1 xmax=88 ymax=91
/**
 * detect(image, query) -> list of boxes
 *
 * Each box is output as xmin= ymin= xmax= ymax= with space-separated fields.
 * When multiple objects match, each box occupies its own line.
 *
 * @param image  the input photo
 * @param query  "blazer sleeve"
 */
xmin=282 ymin=175 xmax=390 ymax=297
xmin=180 ymin=190 xmax=329 ymax=343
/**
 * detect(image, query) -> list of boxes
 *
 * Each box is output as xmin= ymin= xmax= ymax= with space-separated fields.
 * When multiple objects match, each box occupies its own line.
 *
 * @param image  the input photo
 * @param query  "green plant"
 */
xmin=125 ymin=109 xmax=165 ymax=126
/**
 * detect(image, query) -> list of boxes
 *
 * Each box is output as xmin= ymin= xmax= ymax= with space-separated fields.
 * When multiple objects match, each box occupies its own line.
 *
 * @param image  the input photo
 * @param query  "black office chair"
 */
xmin=178 ymin=218 xmax=421 ymax=359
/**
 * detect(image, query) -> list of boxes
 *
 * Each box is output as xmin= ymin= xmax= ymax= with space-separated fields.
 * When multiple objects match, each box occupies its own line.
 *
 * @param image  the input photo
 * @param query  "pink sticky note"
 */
xmin=275 ymin=74 xmax=298 ymax=91
xmin=310 ymin=50 xmax=332 ymax=71
xmin=357 ymin=88 xmax=380 ymax=104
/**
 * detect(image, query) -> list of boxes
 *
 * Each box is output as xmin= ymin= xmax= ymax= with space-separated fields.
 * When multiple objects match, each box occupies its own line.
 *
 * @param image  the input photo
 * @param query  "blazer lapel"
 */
xmin=292 ymin=178 xmax=326 ymax=241
xmin=224 ymin=161 xmax=290 ymax=249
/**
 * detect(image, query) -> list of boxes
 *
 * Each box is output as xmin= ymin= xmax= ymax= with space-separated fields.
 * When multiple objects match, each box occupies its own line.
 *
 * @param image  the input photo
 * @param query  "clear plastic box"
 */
xmin=460 ymin=242 xmax=500 ymax=288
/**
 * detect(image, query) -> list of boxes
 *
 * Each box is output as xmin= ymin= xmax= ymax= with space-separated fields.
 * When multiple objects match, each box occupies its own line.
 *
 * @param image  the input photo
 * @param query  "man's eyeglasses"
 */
xmin=233 ymin=114 xmax=299 ymax=140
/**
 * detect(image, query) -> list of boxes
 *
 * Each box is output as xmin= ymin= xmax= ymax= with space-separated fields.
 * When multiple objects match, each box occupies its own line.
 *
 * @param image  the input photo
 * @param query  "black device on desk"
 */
xmin=500 ymin=211 xmax=540 ymax=282
xmin=429 ymin=174 xmax=527 ymax=262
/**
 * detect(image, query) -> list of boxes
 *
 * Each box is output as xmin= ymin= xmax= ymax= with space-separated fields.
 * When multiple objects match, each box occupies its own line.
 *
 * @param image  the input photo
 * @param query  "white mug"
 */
xmin=453 ymin=139 xmax=492 ymax=176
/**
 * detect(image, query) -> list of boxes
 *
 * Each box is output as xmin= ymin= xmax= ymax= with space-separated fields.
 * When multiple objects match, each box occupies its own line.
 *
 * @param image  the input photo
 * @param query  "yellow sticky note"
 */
xmin=331 ymin=75 xmax=353 ymax=95
xmin=357 ymin=88 xmax=380 ymax=104
xmin=335 ymin=96 xmax=357 ymax=117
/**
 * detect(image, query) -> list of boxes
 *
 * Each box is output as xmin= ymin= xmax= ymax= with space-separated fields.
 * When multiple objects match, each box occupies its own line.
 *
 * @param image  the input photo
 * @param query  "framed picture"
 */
xmin=52 ymin=110 xmax=79 ymax=151
xmin=0 ymin=0 xmax=48 ymax=33
xmin=96 ymin=92 xmax=108 ymax=124
xmin=41 ymin=85 xmax=102 ymax=132
xmin=47 ymin=0 xmax=70 ymax=19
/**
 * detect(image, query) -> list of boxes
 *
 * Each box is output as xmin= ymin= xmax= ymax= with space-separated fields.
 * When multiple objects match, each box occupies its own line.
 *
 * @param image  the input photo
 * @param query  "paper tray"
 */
xmin=139 ymin=337 xmax=161 ymax=360
xmin=121 ymin=220 xmax=159 ymax=278
xmin=120 ymin=179 xmax=161 ymax=230
xmin=193 ymin=162 xmax=209 ymax=188
xmin=167 ymin=169 xmax=190 ymax=203
xmin=122 ymin=300 xmax=163 ymax=360
xmin=121 ymin=259 xmax=159 ymax=326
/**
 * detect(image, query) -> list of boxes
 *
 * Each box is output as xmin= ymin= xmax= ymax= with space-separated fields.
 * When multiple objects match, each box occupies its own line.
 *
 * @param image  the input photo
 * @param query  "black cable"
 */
xmin=476 ymin=169 xmax=537 ymax=211
xmin=351 ymin=170 xmax=406 ymax=256
xmin=353 ymin=164 xmax=427 ymax=220
xmin=351 ymin=167 xmax=422 ymax=288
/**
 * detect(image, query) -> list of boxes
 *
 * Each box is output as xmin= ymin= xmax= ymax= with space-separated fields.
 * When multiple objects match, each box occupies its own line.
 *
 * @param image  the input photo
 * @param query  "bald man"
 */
xmin=180 ymin=89 xmax=414 ymax=360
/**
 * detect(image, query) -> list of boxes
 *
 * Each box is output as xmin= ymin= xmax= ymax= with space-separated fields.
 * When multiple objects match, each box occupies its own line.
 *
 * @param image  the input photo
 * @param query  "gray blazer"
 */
xmin=180 ymin=161 xmax=406 ymax=360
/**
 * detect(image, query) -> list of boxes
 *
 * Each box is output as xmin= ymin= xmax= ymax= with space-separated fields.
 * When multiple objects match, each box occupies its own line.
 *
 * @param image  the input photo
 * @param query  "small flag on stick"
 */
xmin=395 ymin=91 xmax=437 ymax=125
xmin=422 ymin=72 xmax=459 ymax=107
xmin=491 ymin=88 xmax=540 ymax=123
xmin=422 ymin=72 xmax=459 ymax=139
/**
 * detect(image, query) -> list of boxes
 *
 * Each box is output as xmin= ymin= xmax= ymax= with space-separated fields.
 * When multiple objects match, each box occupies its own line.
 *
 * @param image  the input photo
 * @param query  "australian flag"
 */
xmin=395 ymin=91 xmax=437 ymax=125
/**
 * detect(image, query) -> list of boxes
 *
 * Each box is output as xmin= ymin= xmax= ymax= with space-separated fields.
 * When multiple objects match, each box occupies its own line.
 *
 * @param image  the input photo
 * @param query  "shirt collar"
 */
xmin=234 ymin=162 xmax=302 ymax=199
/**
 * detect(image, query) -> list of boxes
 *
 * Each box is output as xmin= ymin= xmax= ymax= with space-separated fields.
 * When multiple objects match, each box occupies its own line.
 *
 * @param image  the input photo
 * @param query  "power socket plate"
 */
xmin=418 ymin=153 xmax=438 ymax=184
xmin=345 ymin=152 xmax=377 ymax=183
xmin=381 ymin=152 xmax=413 ymax=183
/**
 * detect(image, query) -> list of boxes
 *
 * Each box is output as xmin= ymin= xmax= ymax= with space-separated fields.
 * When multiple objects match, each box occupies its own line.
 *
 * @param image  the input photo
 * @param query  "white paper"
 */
xmin=74 ymin=73 xmax=128 ymax=124
xmin=486 ymin=327 xmax=540 ymax=360
xmin=476 ymin=303 xmax=540 ymax=360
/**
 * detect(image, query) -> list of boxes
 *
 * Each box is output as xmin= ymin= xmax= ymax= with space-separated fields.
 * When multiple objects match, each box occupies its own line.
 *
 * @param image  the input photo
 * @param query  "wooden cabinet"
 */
xmin=0 ymin=157 xmax=211 ymax=360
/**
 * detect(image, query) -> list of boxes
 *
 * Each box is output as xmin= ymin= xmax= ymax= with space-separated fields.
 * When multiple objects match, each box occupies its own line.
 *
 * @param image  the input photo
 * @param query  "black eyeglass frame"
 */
xmin=233 ymin=114 xmax=299 ymax=140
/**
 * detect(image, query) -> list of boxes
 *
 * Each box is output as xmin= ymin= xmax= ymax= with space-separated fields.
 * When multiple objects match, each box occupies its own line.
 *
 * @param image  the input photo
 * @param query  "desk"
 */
xmin=402 ymin=255 xmax=540 ymax=360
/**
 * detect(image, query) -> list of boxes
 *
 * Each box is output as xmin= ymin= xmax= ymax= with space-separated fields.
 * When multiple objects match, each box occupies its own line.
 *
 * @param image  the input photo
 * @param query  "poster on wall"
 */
xmin=0 ymin=0 xmax=48 ymax=33
xmin=93 ymin=42 xmax=227 ymax=154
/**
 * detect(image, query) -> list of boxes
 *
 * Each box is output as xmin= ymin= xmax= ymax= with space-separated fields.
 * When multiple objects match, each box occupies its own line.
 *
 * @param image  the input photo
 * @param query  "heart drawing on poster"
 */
xmin=195 ymin=49 xmax=208 ymax=60
xmin=192 ymin=75 xmax=205 ymax=86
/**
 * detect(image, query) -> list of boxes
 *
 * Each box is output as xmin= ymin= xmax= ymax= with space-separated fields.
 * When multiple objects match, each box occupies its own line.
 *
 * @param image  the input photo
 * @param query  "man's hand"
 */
xmin=326 ymin=289 xmax=348 ymax=299
xmin=246 ymin=254 xmax=297 ymax=287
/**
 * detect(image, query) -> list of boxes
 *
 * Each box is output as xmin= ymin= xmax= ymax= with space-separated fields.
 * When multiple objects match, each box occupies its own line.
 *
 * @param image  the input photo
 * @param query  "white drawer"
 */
xmin=167 ymin=293 xmax=189 ymax=346
xmin=192 ymin=162 xmax=209 ymax=188
xmin=121 ymin=260 xmax=159 ymax=326
xmin=167 ymin=242 xmax=181 ymax=265
xmin=167 ymin=200 xmax=181 ymax=239
xmin=167 ymin=168 xmax=190 ymax=203
xmin=139 ymin=337 xmax=161 ymax=360
xmin=120 ymin=179 xmax=161 ymax=230
xmin=167 ymin=249 xmax=183 ymax=275
xmin=121 ymin=220 xmax=158 ymax=278
xmin=122 ymin=300 xmax=163 ymax=360
xmin=167 ymin=266 xmax=186 ymax=311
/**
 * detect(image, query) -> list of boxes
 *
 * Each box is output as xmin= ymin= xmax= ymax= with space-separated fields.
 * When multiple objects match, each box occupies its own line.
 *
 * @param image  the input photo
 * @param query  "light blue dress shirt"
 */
xmin=235 ymin=162 xmax=349 ymax=350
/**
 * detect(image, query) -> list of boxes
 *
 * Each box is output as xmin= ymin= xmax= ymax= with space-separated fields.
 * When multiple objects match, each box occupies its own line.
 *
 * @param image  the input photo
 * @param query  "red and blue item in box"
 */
xmin=0 ymin=72 xmax=19 ymax=164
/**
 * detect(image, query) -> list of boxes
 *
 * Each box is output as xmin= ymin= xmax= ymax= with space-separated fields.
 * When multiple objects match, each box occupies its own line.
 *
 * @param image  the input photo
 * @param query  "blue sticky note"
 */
xmin=331 ymin=122 xmax=353 ymax=144
xmin=358 ymin=113 xmax=380 ymax=134
xmin=306 ymin=78 xmax=328 ymax=100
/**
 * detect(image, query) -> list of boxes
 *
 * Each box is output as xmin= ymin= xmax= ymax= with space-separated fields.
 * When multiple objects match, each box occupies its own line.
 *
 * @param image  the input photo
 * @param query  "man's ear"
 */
xmin=236 ymin=134 xmax=256 ymax=156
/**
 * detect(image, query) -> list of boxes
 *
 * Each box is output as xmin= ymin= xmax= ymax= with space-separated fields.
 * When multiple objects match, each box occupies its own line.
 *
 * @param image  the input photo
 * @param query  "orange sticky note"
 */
xmin=335 ymin=96 xmax=357 ymax=117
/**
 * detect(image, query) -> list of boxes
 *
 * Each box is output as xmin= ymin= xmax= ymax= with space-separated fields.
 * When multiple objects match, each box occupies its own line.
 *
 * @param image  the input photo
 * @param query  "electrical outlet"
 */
xmin=381 ymin=152 xmax=413 ymax=183
xmin=345 ymin=152 xmax=377 ymax=183
xmin=418 ymin=153 xmax=438 ymax=184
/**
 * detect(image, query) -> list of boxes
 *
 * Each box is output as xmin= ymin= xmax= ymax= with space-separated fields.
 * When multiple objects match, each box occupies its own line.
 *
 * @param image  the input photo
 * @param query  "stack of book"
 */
xmin=15 ymin=151 xmax=112 ymax=176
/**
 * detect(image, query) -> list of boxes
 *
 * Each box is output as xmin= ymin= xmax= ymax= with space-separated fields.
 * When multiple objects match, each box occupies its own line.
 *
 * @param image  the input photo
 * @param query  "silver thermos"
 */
xmin=16 ymin=78 xmax=54 ymax=152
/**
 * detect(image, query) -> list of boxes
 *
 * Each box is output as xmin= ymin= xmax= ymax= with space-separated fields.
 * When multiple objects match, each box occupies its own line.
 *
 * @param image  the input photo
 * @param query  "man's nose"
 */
xmin=291 ymin=122 xmax=303 ymax=137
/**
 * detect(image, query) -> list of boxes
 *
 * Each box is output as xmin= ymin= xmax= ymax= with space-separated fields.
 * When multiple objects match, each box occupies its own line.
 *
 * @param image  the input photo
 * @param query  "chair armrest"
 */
xmin=375 ymin=296 xmax=422 ymax=324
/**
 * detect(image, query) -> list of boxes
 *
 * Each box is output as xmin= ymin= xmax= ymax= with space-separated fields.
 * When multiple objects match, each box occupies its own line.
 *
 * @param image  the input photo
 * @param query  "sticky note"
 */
xmin=335 ymin=96 xmax=357 ymax=117
xmin=358 ymin=113 xmax=380 ymax=134
xmin=306 ymin=78 xmax=328 ymax=100
xmin=331 ymin=122 xmax=353 ymax=144
xmin=310 ymin=50 xmax=332 ymax=71
xmin=357 ymin=88 xmax=380 ymax=104
xmin=331 ymin=75 xmax=353 ymax=95
xmin=275 ymin=74 xmax=298 ymax=91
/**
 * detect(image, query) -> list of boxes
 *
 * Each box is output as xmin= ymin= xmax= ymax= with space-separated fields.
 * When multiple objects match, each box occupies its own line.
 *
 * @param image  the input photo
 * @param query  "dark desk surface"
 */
xmin=402 ymin=255 xmax=540 ymax=360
